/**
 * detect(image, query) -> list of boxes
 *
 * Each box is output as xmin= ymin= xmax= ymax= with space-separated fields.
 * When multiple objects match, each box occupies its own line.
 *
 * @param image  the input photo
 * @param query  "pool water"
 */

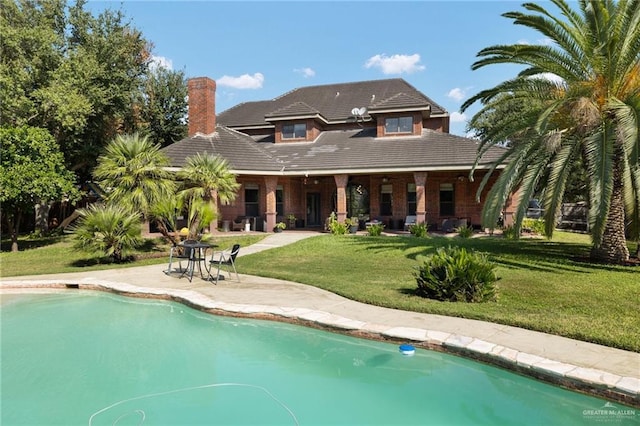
xmin=1 ymin=292 xmax=636 ymax=425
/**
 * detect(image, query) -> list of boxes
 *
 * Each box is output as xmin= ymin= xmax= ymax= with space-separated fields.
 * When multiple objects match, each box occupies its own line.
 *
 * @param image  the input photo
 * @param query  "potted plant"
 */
xmin=345 ymin=217 xmax=359 ymax=234
xmin=274 ymin=222 xmax=286 ymax=233
xmin=286 ymin=214 xmax=297 ymax=229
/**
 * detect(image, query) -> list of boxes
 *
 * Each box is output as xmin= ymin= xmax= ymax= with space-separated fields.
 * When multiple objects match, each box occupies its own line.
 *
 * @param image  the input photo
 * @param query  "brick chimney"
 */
xmin=188 ymin=77 xmax=216 ymax=136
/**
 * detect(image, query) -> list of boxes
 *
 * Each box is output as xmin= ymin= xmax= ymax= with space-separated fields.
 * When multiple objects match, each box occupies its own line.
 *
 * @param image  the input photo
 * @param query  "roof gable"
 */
xmin=217 ymin=78 xmax=447 ymax=128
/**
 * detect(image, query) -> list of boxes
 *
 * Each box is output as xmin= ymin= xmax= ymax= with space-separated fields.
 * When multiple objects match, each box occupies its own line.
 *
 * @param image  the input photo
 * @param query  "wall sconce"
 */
xmin=457 ymin=175 xmax=466 ymax=182
xmin=382 ymin=177 xmax=389 ymax=183
xmin=313 ymin=179 xmax=319 ymax=185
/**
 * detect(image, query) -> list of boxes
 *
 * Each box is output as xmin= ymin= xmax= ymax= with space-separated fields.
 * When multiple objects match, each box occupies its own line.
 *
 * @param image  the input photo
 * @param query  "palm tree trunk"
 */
xmin=591 ymin=154 xmax=629 ymax=264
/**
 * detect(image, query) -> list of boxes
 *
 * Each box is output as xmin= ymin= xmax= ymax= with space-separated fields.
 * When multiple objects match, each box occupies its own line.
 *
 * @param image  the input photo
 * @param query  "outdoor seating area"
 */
xmin=164 ymin=240 xmax=241 ymax=283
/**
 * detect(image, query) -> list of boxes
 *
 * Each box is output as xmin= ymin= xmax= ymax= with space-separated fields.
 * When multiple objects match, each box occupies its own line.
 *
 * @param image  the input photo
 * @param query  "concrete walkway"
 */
xmin=1 ymin=231 xmax=638 ymax=406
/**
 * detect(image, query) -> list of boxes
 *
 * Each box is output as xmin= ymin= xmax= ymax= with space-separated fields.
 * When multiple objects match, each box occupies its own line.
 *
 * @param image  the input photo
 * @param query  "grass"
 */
xmin=2 ymin=230 xmax=638 ymax=352
xmin=0 ymin=234 xmax=265 ymax=277
xmin=235 ymin=232 xmax=640 ymax=352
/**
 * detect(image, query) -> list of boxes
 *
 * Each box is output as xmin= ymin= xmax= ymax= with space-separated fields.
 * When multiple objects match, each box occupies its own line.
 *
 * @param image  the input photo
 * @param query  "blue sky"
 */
xmin=88 ymin=1 xmax=551 ymax=136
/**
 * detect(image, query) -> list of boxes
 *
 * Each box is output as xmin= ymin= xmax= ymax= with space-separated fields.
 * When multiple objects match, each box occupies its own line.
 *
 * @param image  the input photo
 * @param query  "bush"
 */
xmin=72 ymin=204 xmax=143 ymax=262
xmin=502 ymin=225 xmax=519 ymax=240
xmin=522 ymin=218 xmax=546 ymax=236
xmin=456 ymin=225 xmax=474 ymax=238
xmin=327 ymin=212 xmax=348 ymax=235
xmin=414 ymin=246 xmax=498 ymax=302
xmin=409 ymin=222 xmax=428 ymax=237
xmin=366 ymin=223 xmax=384 ymax=236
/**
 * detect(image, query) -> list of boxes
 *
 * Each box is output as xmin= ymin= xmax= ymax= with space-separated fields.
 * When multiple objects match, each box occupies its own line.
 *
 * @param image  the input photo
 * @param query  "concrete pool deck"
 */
xmin=1 ymin=231 xmax=638 ymax=407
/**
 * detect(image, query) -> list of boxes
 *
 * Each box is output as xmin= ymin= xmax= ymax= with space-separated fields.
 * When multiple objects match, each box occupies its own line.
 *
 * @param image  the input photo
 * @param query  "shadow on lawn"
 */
xmin=1 ymin=235 xmax=67 ymax=252
xmin=342 ymin=234 xmax=628 ymax=274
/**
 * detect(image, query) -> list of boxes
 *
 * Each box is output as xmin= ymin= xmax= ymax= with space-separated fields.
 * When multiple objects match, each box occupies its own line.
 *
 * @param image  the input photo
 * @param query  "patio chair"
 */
xmin=208 ymin=244 xmax=241 ymax=284
xmin=231 ymin=217 xmax=246 ymax=231
xmin=165 ymin=239 xmax=197 ymax=275
xmin=404 ymin=215 xmax=417 ymax=231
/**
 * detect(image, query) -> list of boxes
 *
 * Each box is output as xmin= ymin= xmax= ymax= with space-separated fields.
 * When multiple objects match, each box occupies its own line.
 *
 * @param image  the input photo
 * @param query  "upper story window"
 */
xmin=282 ymin=123 xmax=306 ymax=139
xmin=384 ymin=116 xmax=413 ymax=134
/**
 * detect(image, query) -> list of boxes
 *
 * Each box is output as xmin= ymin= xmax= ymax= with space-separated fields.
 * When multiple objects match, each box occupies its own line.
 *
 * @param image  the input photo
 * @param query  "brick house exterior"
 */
xmin=163 ymin=77 xmax=513 ymax=233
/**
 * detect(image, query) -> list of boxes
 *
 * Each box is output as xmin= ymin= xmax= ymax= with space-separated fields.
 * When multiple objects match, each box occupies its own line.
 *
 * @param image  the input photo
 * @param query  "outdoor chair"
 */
xmin=404 ymin=215 xmax=417 ymax=231
xmin=165 ymin=239 xmax=197 ymax=275
xmin=208 ymin=244 xmax=241 ymax=284
xmin=231 ymin=217 xmax=246 ymax=231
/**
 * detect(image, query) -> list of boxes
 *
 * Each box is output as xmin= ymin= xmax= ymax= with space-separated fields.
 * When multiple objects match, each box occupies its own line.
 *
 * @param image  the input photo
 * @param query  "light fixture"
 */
xmin=313 ymin=179 xmax=319 ymax=185
xmin=457 ymin=175 xmax=466 ymax=182
xmin=382 ymin=177 xmax=389 ymax=183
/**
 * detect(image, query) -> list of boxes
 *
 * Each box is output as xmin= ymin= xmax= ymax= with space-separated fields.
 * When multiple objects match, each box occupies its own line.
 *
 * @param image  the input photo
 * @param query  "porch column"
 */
xmin=414 ymin=172 xmax=427 ymax=224
xmin=265 ymin=176 xmax=278 ymax=232
xmin=209 ymin=189 xmax=219 ymax=234
xmin=334 ymin=174 xmax=348 ymax=223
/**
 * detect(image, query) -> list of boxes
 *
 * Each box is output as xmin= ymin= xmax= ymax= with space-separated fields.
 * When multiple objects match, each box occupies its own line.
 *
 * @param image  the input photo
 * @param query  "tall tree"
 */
xmin=462 ymin=0 xmax=640 ymax=264
xmin=139 ymin=66 xmax=188 ymax=147
xmin=0 ymin=126 xmax=79 ymax=251
xmin=0 ymin=0 xmax=151 ymax=181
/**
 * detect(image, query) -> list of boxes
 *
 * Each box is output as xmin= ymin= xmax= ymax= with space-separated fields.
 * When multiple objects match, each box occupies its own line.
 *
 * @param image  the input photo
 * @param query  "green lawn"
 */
xmin=0 ymin=234 xmax=265 ymax=277
xmin=2 ymin=231 xmax=638 ymax=352
xmin=235 ymin=232 xmax=640 ymax=352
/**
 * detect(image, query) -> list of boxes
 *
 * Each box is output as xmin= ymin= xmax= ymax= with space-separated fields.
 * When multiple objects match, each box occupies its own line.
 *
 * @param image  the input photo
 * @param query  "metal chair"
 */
xmin=208 ymin=244 xmax=240 ymax=284
xmin=165 ymin=239 xmax=197 ymax=275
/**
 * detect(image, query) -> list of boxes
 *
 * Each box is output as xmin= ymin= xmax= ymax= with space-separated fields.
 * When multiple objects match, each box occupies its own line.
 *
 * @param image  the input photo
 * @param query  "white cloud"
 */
xmin=364 ymin=54 xmax=425 ymax=75
xmin=447 ymin=88 xmax=466 ymax=102
xmin=217 ymin=73 xmax=265 ymax=89
xmin=450 ymin=112 xmax=468 ymax=123
xmin=538 ymin=37 xmax=555 ymax=46
xmin=531 ymin=72 xmax=565 ymax=84
xmin=294 ymin=67 xmax=316 ymax=78
xmin=149 ymin=55 xmax=173 ymax=71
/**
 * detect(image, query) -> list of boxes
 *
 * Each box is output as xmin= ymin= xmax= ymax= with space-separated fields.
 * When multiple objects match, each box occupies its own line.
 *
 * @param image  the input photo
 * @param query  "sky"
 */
xmin=87 ymin=1 xmax=553 ymax=136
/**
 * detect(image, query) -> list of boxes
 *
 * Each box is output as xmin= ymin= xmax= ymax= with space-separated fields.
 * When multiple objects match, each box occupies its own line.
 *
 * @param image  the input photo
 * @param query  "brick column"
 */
xmin=265 ymin=176 xmax=278 ymax=232
xmin=414 ymin=172 xmax=427 ymax=224
xmin=334 ymin=174 xmax=348 ymax=223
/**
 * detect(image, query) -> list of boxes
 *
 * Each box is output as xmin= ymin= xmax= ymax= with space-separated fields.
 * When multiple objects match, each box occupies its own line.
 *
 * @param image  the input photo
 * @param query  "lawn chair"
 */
xmin=404 ymin=215 xmax=417 ymax=231
xmin=165 ymin=239 xmax=197 ymax=275
xmin=208 ymin=244 xmax=241 ymax=284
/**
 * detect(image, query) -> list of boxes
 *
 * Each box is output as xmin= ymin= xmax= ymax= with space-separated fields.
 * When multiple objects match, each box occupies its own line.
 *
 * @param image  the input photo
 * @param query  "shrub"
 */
xmin=327 ymin=212 xmax=348 ymax=235
xmin=414 ymin=246 xmax=498 ymax=302
xmin=72 ymin=204 xmax=143 ymax=262
xmin=456 ymin=225 xmax=474 ymax=238
xmin=409 ymin=222 xmax=428 ymax=238
xmin=522 ymin=218 xmax=546 ymax=236
xmin=367 ymin=223 xmax=384 ymax=236
xmin=502 ymin=225 xmax=519 ymax=240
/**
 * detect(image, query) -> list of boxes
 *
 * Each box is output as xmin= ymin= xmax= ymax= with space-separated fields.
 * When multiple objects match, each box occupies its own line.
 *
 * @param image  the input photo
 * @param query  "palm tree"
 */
xmin=177 ymin=153 xmax=240 ymax=236
xmin=462 ymin=0 xmax=640 ymax=264
xmin=72 ymin=204 xmax=143 ymax=262
xmin=93 ymin=133 xmax=177 ymax=230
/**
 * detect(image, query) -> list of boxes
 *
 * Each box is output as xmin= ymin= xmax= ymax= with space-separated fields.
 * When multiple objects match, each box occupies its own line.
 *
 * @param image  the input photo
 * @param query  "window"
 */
xmin=384 ymin=116 xmax=413 ymax=134
xmin=282 ymin=123 xmax=306 ymax=139
xmin=244 ymin=184 xmax=259 ymax=217
xmin=380 ymin=184 xmax=393 ymax=216
xmin=439 ymin=183 xmax=454 ymax=216
xmin=276 ymin=185 xmax=284 ymax=217
xmin=407 ymin=183 xmax=417 ymax=215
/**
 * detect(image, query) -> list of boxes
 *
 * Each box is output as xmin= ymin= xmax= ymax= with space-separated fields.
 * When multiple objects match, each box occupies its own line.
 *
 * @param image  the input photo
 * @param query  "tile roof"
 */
xmin=163 ymin=126 xmax=506 ymax=175
xmin=217 ymin=78 xmax=447 ymax=128
xmin=264 ymin=102 xmax=323 ymax=121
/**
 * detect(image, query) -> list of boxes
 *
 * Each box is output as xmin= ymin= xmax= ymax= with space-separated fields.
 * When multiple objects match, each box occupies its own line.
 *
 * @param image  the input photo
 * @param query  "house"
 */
xmin=162 ymin=77 xmax=512 ymax=233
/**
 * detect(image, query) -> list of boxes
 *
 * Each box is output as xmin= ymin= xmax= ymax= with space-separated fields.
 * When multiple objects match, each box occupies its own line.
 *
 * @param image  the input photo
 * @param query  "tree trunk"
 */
xmin=7 ymin=211 xmax=22 ymax=252
xmin=590 ymin=155 xmax=629 ymax=264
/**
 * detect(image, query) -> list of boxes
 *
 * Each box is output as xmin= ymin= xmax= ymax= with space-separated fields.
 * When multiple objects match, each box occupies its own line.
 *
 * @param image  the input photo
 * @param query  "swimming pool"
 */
xmin=1 ymin=292 xmax=636 ymax=425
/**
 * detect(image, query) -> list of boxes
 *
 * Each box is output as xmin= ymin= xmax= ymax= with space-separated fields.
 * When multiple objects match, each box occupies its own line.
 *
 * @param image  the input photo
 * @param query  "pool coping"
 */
xmin=2 ymin=278 xmax=638 ymax=408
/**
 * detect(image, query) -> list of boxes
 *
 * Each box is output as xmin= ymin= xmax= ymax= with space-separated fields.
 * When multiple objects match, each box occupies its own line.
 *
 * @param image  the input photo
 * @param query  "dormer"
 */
xmin=368 ymin=92 xmax=432 ymax=137
xmin=265 ymin=102 xmax=327 ymax=143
